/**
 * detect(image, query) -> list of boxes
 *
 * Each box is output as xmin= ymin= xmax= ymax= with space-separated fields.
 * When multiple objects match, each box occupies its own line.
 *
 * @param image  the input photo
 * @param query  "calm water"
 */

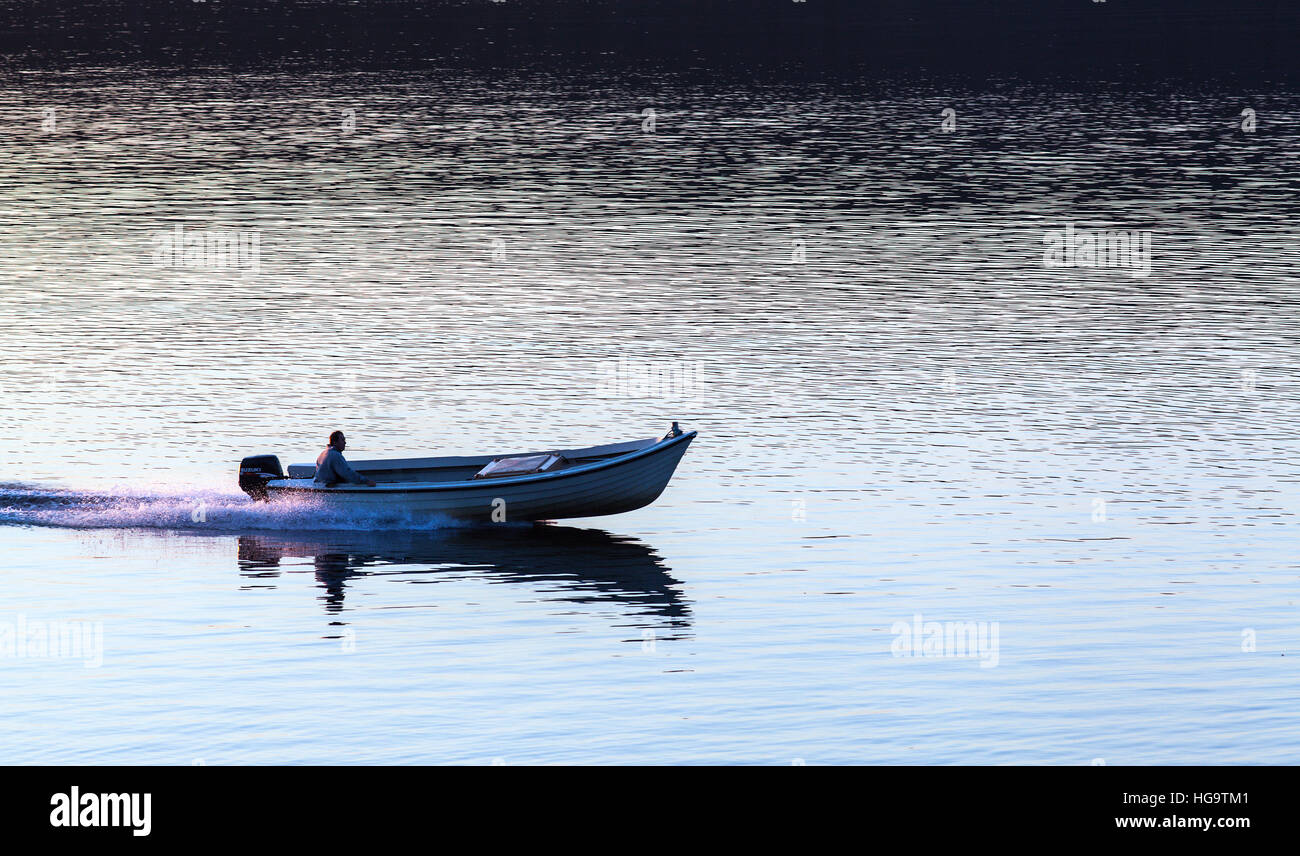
xmin=1 ymin=66 xmax=1299 ymax=763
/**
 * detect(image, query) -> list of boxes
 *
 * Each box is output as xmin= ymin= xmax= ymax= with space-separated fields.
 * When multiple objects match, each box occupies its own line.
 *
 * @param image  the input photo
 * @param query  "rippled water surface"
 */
xmin=1 ymin=66 xmax=1299 ymax=763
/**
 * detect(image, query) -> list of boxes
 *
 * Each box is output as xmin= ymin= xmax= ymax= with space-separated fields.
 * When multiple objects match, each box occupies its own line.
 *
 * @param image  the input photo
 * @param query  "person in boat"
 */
xmin=314 ymin=431 xmax=376 ymax=487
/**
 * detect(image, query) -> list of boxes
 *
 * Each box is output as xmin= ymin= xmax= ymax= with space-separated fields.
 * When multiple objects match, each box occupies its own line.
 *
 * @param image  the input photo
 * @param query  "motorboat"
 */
xmin=238 ymin=423 xmax=696 ymax=523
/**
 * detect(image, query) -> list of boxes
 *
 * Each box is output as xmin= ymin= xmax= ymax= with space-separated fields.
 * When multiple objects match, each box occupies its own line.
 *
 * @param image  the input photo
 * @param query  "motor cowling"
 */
xmin=239 ymin=455 xmax=283 ymax=500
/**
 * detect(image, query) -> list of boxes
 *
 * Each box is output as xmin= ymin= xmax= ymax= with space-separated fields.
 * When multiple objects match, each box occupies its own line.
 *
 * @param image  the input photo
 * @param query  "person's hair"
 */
xmin=329 ymin=430 xmax=345 ymax=446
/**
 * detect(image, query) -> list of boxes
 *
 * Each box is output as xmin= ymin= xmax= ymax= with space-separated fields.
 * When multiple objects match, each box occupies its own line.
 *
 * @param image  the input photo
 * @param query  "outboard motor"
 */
xmin=239 ymin=455 xmax=283 ymax=501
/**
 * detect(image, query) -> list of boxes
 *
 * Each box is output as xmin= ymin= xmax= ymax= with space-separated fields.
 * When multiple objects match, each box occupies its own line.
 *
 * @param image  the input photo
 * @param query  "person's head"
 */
xmin=328 ymin=430 xmax=346 ymax=451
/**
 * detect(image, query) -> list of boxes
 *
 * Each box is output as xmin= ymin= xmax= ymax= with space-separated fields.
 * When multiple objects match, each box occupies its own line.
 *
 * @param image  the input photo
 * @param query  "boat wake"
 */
xmin=0 ymin=483 xmax=478 ymax=533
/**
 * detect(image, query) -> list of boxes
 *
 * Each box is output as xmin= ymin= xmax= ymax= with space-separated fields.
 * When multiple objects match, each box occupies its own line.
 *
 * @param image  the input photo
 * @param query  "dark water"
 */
xmin=1 ymin=62 xmax=1298 ymax=763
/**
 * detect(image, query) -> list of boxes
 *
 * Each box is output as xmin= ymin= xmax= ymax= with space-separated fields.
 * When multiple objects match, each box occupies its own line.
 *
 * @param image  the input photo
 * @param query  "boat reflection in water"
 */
xmin=236 ymin=524 xmax=691 ymax=633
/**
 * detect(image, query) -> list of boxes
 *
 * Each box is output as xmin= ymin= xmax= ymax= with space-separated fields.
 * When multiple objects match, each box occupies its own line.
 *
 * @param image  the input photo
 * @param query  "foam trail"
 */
xmin=0 ymin=483 xmax=472 ymax=533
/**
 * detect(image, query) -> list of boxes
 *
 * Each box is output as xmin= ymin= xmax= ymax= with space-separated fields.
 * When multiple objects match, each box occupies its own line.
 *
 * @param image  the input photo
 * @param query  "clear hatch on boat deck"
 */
xmin=473 ymin=453 xmax=569 ymax=479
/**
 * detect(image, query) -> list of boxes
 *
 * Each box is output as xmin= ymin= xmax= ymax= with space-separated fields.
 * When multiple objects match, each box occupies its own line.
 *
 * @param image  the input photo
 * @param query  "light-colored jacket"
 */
xmin=314 ymin=447 xmax=367 ymax=486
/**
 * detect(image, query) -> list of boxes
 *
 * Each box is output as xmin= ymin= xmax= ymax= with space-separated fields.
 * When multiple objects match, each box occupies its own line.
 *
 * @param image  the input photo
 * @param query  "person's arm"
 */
xmin=333 ymin=452 xmax=375 ymax=486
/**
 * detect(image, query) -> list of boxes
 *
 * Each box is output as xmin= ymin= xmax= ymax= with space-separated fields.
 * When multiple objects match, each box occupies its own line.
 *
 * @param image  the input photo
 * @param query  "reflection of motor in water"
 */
xmin=236 ymin=526 xmax=691 ymax=631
